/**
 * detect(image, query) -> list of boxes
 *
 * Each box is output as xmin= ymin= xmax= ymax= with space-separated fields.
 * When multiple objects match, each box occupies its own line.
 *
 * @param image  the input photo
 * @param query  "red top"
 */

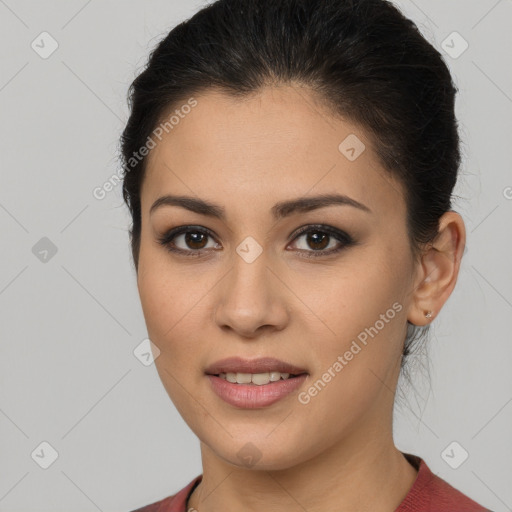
xmin=130 ymin=454 xmax=491 ymax=512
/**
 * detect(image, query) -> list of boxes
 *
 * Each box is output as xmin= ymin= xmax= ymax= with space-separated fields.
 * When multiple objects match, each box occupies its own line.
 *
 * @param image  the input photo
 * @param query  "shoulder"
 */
xmin=129 ymin=475 xmax=202 ymax=512
xmin=397 ymin=454 xmax=492 ymax=512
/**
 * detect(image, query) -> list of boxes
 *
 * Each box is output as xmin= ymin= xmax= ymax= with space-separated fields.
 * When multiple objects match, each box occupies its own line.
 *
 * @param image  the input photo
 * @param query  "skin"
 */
xmin=136 ymin=85 xmax=466 ymax=512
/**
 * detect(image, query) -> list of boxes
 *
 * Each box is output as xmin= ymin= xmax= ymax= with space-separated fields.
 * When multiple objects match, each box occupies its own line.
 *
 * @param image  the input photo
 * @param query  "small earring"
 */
xmin=425 ymin=310 xmax=433 ymax=318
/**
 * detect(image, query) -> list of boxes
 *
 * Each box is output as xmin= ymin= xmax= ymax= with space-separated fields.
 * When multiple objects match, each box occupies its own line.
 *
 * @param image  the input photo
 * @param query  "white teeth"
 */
xmin=219 ymin=371 xmax=294 ymax=385
xmin=236 ymin=372 xmax=252 ymax=384
xmin=252 ymin=373 xmax=271 ymax=385
xmin=270 ymin=371 xmax=284 ymax=381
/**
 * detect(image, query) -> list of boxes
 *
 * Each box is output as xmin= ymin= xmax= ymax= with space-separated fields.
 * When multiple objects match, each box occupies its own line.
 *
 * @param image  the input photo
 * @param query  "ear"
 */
xmin=407 ymin=211 xmax=466 ymax=326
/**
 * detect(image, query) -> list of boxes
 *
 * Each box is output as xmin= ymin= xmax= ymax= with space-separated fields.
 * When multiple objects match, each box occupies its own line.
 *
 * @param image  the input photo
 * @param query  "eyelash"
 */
xmin=156 ymin=224 xmax=355 ymax=259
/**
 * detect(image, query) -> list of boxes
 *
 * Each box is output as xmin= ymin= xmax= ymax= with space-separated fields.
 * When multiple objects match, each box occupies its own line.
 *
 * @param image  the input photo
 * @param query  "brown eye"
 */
xmin=183 ymin=231 xmax=208 ymax=250
xmin=157 ymin=226 xmax=221 ymax=256
xmin=289 ymin=225 xmax=354 ymax=258
xmin=303 ymin=231 xmax=330 ymax=251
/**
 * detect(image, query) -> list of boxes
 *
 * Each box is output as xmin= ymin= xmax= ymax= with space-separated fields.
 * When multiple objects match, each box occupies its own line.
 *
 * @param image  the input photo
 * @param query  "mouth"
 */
xmin=204 ymin=357 xmax=309 ymax=408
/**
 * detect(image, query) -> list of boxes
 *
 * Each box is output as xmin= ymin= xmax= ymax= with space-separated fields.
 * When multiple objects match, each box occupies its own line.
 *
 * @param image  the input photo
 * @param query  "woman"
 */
xmin=122 ymin=0 xmax=491 ymax=510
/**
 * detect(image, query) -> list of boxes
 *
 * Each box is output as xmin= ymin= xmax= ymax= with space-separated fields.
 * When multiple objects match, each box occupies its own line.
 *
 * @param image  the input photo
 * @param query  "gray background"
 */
xmin=0 ymin=1 xmax=511 ymax=511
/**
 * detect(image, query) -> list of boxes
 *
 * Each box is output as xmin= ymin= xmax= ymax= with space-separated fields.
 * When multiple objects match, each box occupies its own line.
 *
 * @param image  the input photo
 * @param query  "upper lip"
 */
xmin=205 ymin=357 xmax=308 ymax=375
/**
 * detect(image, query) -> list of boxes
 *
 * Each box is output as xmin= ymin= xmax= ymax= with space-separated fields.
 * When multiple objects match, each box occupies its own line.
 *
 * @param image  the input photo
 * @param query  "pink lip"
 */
xmin=204 ymin=356 xmax=308 ymax=375
xmin=206 ymin=374 xmax=308 ymax=408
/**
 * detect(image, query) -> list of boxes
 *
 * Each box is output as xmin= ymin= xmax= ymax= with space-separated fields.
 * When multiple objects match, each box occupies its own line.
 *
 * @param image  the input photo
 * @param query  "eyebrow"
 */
xmin=149 ymin=193 xmax=372 ymax=220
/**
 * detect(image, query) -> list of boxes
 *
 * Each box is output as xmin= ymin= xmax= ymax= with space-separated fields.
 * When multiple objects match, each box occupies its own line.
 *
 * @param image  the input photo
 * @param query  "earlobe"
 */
xmin=407 ymin=211 xmax=466 ymax=326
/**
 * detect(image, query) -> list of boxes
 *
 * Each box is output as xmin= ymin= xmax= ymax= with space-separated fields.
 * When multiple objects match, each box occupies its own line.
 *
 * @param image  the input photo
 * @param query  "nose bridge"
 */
xmin=213 ymin=238 xmax=289 ymax=336
xmin=228 ymin=240 xmax=273 ymax=305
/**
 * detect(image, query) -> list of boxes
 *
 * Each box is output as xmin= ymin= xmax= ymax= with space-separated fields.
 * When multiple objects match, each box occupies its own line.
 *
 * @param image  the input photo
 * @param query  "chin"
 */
xmin=205 ymin=433 xmax=315 ymax=472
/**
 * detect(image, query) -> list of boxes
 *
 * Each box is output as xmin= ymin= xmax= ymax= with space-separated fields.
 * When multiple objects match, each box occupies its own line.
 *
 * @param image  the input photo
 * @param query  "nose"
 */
xmin=213 ymin=251 xmax=290 ymax=339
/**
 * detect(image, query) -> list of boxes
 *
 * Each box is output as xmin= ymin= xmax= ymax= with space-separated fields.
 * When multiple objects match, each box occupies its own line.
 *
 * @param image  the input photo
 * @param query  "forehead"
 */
xmin=141 ymin=85 xmax=404 ymax=219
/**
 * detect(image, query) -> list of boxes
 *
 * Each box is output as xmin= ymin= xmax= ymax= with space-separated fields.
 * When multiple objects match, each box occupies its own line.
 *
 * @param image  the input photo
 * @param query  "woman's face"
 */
xmin=137 ymin=85 xmax=419 ymax=470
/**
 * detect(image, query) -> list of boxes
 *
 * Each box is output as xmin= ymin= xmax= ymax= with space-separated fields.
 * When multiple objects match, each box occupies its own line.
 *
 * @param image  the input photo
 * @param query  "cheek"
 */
xmin=291 ymin=283 xmax=407 ymax=444
xmin=136 ymin=249 xmax=215 ymax=379
xmin=324 ymin=273 xmax=406 ymax=352
xmin=137 ymin=264 xmax=208 ymax=419
xmin=137 ymin=268 xmax=171 ymax=341
xmin=138 ymin=269 xmax=195 ymax=349
xmin=294 ymin=249 xmax=408 ymax=348
xmin=137 ymin=237 xmax=189 ymax=339
xmin=294 ymin=248 xmax=410 ymax=400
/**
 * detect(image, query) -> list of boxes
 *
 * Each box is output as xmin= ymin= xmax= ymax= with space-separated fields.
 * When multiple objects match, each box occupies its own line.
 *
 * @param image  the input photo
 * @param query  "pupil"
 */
xmin=308 ymin=232 xmax=328 ymax=250
xmin=186 ymin=232 xmax=207 ymax=249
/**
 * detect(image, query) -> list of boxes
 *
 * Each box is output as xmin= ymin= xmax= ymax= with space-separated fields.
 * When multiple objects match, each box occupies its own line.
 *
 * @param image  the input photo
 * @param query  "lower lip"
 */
xmin=206 ymin=374 xmax=308 ymax=409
